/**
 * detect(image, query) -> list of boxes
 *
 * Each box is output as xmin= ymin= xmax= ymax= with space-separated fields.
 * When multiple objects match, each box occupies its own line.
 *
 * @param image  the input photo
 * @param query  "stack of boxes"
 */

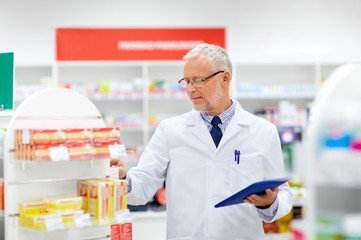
xmin=18 ymin=179 xmax=128 ymax=231
xmin=14 ymin=127 xmax=122 ymax=161
xmin=78 ymin=179 xmax=128 ymax=224
xmin=15 ymin=126 xmax=131 ymax=236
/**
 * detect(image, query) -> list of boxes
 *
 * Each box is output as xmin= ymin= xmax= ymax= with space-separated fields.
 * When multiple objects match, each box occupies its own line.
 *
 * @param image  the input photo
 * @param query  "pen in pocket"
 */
xmin=234 ymin=150 xmax=241 ymax=164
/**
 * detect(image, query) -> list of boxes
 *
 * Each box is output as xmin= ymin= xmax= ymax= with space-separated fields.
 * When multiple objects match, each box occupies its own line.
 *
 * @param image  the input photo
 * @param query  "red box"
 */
xmin=111 ymin=223 xmax=132 ymax=240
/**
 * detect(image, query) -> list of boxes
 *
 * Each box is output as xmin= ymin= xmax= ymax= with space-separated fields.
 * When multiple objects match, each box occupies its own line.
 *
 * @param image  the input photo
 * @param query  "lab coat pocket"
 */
xmin=229 ymin=155 xmax=264 ymax=193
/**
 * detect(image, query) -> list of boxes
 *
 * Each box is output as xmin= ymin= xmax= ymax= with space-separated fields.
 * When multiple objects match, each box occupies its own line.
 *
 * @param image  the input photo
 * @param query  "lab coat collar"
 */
xmin=185 ymin=109 xmax=215 ymax=152
xmin=184 ymin=101 xmax=251 ymax=151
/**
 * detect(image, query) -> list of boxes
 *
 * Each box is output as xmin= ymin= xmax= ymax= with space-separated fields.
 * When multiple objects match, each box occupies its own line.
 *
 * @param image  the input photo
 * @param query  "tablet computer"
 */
xmin=214 ymin=176 xmax=292 ymax=208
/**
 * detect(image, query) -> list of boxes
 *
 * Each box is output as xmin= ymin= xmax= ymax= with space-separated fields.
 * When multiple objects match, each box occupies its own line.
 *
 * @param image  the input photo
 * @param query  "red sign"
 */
xmin=56 ymin=28 xmax=225 ymax=61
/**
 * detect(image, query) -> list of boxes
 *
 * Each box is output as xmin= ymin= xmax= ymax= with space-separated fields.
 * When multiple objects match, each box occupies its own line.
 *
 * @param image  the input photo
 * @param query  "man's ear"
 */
xmin=222 ymin=70 xmax=231 ymax=87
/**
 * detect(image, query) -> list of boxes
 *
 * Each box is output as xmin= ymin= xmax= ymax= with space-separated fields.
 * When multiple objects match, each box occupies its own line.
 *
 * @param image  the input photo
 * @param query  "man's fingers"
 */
xmin=110 ymin=158 xmax=124 ymax=167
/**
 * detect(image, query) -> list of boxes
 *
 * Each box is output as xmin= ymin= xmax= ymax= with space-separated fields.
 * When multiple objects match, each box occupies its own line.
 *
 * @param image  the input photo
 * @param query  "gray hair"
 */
xmin=183 ymin=43 xmax=232 ymax=78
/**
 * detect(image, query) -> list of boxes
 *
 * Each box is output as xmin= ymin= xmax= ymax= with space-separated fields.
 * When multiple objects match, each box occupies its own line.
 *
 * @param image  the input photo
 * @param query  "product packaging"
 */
xmin=26 ymin=213 xmax=56 ymax=231
xmin=15 ymin=127 xmax=123 ymax=161
xmin=19 ymin=200 xmax=47 ymax=227
xmin=66 ymin=142 xmax=93 ymax=160
xmin=78 ymin=180 xmax=89 ymax=213
xmin=111 ymin=209 xmax=132 ymax=240
xmin=78 ymin=179 xmax=98 ymax=213
xmin=58 ymin=210 xmax=85 ymax=229
xmin=111 ymin=222 xmax=133 ymax=240
xmin=112 ymin=179 xmax=128 ymax=211
xmin=93 ymin=139 xmax=121 ymax=159
xmin=62 ymin=128 xmax=92 ymax=143
xmin=92 ymin=127 xmax=120 ymax=142
xmin=43 ymin=195 xmax=83 ymax=213
xmin=89 ymin=180 xmax=114 ymax=224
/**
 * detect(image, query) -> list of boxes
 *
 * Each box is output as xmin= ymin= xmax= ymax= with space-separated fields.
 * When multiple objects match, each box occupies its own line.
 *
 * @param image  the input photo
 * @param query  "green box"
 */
xmin=0 ymin=52 xmax=14 ymax=109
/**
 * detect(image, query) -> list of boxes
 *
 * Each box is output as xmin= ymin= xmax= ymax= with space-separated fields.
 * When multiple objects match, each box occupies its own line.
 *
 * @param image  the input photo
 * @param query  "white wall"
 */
xmin=1 ymin=0 xmax=361 ymax=65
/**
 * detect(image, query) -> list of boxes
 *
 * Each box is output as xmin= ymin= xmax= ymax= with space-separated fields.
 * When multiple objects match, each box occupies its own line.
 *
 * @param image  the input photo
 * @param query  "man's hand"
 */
xmin=110 ymin=158 xmax=126 ymax=179
xmin=243 ymin=187 xmax=279 ymax=208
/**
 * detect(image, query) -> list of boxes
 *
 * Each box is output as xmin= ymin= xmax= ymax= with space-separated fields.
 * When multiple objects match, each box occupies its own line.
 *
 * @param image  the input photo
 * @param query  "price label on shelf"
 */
xmin=22 ymin=129 xmax=30 ymax=145
xmin=74 ymin=213 xmax=92 ymax=228
xmin=49 ymin=146 xmax=70 ymax=161
xmin=45 ymin=216 xmax=65 ymax=232
xmin=115 ymin=209 xmax=131 ymax=224
xmin=109 ymin=144 xmax=127 ymax=159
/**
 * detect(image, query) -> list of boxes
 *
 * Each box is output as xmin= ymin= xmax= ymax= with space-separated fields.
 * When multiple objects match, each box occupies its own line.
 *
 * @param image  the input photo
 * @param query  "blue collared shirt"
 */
xmin=200 ymin=99 xmax=236 ymax=133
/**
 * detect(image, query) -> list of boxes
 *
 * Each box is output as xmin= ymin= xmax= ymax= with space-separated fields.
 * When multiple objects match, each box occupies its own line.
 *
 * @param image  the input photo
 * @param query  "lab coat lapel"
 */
xmin=217 ymin=103 xmax=251 ymax=149
xmin=185 ymin=110 xmax=216 ymax=152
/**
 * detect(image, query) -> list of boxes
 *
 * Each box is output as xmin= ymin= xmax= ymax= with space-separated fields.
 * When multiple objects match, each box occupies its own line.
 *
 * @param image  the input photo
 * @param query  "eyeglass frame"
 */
xmin=178 ymin=70 xmax=225 ymax=88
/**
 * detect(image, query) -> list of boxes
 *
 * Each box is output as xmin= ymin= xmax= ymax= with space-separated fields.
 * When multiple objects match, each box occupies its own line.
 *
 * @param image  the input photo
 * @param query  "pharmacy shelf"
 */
xmin=306 ymin=63 xmax=361 ymax=239
xmin=6 ymin=157 xmax=109 ymax=183
xmin=8 ymin=220 xmax=110 ymax=240
xmin=3 ymin=88 xmax=113 ymax=240
xmin=14 ymin=62 xmax=342 ymax=151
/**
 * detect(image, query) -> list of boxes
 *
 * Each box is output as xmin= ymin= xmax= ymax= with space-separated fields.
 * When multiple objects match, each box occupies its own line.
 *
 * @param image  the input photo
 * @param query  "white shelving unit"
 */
xmin=14 ymin=61 xmax=342 ymax=148
xmin=306 ymin=63 xmax=361 ymax=239
xmin=3 ymin=88 xmax=111 ymax=240
xmin=233 ymin=63 xmax=317 ymax=115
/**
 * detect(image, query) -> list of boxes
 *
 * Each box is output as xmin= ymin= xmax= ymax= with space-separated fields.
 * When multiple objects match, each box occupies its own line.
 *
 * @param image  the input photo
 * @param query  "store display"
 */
xmin=17 ymin=178 xmax=128 ymax=232
xmin=305 ymin=64 xmax=361 ymax=239
xmin=3 ymin=88 xmax=134 ymax=239
xmin=19 ymin=196 xmax=86 ymax=232
xmin=14 ymin=127 xmax=123 ymax=161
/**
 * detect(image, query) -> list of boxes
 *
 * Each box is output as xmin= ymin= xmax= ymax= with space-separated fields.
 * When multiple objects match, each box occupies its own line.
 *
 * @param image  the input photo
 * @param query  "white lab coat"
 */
xmin=128 ymin=101 xmax=294 ymax=240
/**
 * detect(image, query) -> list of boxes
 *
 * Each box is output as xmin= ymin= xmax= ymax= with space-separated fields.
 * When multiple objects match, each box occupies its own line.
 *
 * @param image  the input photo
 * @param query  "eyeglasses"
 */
xmin=178 ymin=70 xmax=225 ymax=88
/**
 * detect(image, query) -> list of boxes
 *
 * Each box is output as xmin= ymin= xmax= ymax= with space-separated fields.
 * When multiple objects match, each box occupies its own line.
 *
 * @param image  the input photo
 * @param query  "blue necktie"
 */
xmin=210 ymin=116 xmax=222 ymax=148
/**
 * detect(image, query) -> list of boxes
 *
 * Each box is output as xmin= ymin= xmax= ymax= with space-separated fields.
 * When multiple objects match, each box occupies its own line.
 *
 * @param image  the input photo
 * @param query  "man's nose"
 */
xmin=186 ymin=82 xmax=197 ymax=92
